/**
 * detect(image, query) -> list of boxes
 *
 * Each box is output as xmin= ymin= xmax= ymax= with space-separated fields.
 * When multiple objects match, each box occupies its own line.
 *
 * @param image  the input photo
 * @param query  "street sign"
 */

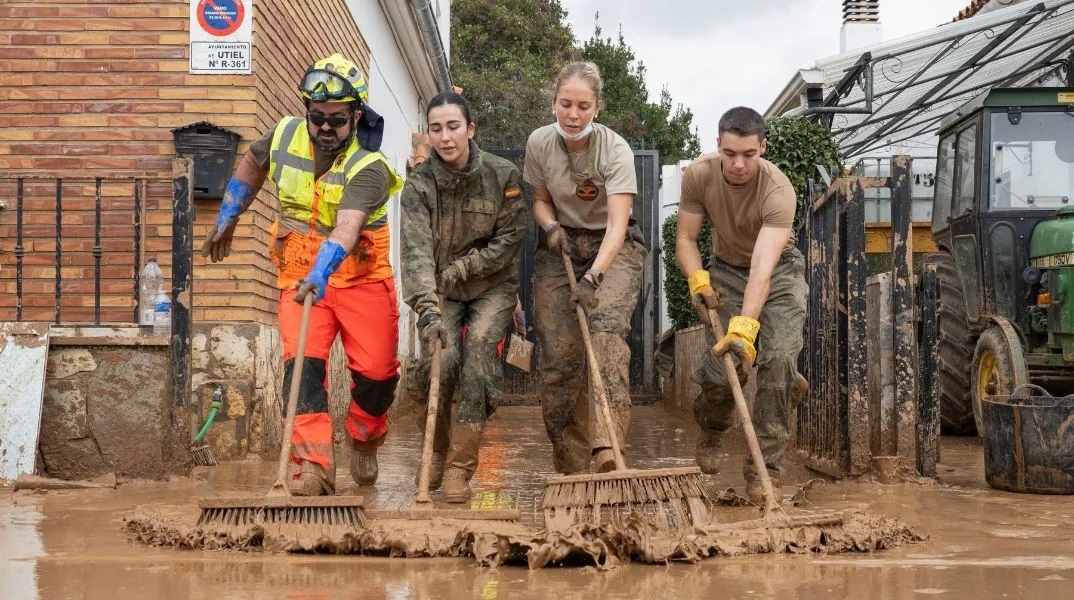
xmin=189 ymin=0 xmax=252 ymax=74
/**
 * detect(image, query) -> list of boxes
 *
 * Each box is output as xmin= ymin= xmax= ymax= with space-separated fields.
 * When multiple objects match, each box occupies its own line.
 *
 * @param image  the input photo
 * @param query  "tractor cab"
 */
xmin=927 ymin=87 xmax=1074 ymax=435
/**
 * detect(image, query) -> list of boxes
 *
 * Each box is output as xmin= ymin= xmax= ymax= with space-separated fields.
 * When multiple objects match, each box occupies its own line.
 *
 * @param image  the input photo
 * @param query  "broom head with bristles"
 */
xmin=541 ymin=466 xmax=710 ymax=532
xmin=196 ymin=495 xmax=365 ymax=529
xmin=191 ymin=444 xmax=218 ymax=467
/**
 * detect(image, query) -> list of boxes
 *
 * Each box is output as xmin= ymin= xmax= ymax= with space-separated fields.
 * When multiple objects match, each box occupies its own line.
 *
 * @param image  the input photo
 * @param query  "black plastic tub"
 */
xmin=981 ymin=386 xmax=1074 ymax=494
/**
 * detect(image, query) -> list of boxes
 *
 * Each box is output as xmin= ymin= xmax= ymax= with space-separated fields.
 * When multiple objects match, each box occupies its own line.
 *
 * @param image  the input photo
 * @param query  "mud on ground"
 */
xmin=5 ymin=407 xmax=1074 ymax=599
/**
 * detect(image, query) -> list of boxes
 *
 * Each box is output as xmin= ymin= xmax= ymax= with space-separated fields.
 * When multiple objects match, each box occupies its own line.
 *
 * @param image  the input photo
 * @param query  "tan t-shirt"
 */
xmin=523 ymin=123 xmax=636 ymax=229
xmin=679 ymin=154 xmax=796 ymax=268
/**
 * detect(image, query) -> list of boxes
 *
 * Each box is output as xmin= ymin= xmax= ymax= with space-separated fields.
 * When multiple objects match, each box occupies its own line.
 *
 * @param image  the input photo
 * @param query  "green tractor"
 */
xmin=927 ymin=87 xmax=1074 ymax=435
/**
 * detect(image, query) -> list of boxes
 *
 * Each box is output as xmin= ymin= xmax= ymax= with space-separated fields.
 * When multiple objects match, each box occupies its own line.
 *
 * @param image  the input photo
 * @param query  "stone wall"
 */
xmin=39 ymin=333 xmax=174 ymax=480
xmin=38 ymin=324 xmax=369 ymax=479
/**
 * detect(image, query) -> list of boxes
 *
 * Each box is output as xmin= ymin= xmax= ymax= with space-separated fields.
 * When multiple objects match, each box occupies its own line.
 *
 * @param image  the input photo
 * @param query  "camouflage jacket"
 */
xmin=400 ymin=141 xmax=527 ymax=320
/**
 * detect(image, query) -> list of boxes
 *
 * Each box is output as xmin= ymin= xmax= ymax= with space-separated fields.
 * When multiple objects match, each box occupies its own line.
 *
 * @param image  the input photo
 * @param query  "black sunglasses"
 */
xmin=307 ymin=112 xmax=351 ymax=128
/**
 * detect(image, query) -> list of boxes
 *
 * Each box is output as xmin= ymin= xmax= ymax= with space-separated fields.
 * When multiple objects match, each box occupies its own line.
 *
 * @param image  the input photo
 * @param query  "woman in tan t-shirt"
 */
xmin=523 ymin=61 xmax=647 ymax=475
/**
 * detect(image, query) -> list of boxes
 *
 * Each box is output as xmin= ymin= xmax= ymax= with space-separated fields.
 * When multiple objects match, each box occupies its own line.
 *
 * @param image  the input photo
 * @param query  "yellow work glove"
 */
xmin=688 ymin=269 xmax=720 ymax=325
xmin=712 ymin=316 xmax=760 ymax=381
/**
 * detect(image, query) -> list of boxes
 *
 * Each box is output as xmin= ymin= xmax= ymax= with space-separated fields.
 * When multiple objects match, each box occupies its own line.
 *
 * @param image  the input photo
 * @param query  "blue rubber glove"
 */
xmin=201 ymin=178 xmax=255 ymax=263
xmin=295 ymin=240 xmax=347 ymax=303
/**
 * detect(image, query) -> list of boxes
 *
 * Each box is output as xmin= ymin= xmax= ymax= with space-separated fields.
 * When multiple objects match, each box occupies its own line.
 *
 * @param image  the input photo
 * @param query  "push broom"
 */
xmin=190 ymin=387 xmax=221 ymax=467
xmin=196 ymin=293 xmax=365 ymax=530
xmin=541 ymin=253 xmax=710 ymax=532
xmin=371 ymin=297 xmax=521 ymax=521
xmin=702 ymin=306 xmax=847 ymax=530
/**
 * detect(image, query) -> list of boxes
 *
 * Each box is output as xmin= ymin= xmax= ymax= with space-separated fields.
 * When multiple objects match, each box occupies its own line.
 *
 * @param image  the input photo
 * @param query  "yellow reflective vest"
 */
xmin=266 ymin=116 xmax=402 ymax=287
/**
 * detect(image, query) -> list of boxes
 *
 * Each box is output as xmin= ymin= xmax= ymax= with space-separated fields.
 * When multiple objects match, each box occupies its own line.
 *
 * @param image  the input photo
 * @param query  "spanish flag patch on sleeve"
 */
xmin=505 ymin=184 xmax=523 ymax=200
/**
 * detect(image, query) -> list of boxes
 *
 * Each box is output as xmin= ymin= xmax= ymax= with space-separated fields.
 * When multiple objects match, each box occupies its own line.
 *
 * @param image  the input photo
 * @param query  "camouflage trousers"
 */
xmin=405 ymin=280 xmax=517 ymax=451
xmin=692 ymin=247 xmax=807 ymax=479
xmin=534 ymin=223 xmax=647 ymax=474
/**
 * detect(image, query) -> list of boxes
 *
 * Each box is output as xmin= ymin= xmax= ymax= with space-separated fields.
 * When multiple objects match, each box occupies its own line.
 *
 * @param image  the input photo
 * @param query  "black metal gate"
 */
xmin=797 ymin=156 xmax=924 ymax=477
xmin=490 ymin=148 xmax=662 ymax=401
xmin=0 ymin=159 xmax=195 ymax=411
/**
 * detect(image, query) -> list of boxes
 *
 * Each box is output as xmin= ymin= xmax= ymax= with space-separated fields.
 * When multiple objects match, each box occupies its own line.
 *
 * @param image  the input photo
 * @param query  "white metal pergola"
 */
xmin=772 ymin=0 xmax=1074 ymax=159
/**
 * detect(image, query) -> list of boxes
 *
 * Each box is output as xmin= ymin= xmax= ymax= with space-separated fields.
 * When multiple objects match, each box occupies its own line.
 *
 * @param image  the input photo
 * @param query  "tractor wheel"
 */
xmin=972 ymin=324 xmax=1029 ymax=437
xmin=931 ymin=252 xmax=977 ymax=434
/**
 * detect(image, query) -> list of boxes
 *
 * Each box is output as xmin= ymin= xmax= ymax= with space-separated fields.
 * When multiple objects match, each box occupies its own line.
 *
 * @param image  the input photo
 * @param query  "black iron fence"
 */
xmin=797 ymin=155 xmax=932 ymax=477
xmin=0 ymin=159 xmax=194 ymax=409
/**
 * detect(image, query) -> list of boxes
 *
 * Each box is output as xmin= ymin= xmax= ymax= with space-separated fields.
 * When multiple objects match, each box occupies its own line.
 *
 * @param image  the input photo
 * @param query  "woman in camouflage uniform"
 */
xmin=400 ymin=92 xmax=527 ymax=503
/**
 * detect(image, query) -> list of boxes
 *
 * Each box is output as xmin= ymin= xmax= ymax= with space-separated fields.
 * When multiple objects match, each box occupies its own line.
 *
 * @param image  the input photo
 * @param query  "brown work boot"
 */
xmin=441 ymin=467 xmax=471 ymax=503
xmin=290 ymin=459 xmax=336 ymax=496
xmin=415 ymin=449 xmax=447 ymax=490
xmin=695 ymin=430 xmax=727 ymax=475
xmin=442 ymin=423 xmax=482 ymax=504
xmin=593 ymin=448 xmax=617 ymax=473
xmin=745 ymin=472 xmax=782 ymax=505
xmin=349 ymin=438 xmax=379 ymax=486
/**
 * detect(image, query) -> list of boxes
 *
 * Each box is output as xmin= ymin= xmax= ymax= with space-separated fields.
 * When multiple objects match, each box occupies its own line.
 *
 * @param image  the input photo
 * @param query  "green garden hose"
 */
xmin=194 ymin=388 xmax=222 ymax=444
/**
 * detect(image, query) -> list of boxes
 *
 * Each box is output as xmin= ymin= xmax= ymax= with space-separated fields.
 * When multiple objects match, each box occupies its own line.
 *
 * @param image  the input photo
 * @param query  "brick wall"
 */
xmin=0 ymin=0 xmax=373 ymax=325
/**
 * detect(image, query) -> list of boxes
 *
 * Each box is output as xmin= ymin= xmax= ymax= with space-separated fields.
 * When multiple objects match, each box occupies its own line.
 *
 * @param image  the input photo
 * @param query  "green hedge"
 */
xmin=662 ymin=116 xmax=841 ymax=331
xmin=661 ymin=213 xmax=712 ymax=331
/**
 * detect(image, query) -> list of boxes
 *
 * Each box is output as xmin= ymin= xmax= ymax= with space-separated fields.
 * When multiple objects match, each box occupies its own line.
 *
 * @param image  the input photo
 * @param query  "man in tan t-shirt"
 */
xmin=675 ymin=106 xmax=808 ymax=504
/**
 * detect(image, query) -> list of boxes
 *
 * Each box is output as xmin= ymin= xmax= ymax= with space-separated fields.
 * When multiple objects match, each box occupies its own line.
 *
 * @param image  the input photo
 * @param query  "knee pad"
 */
xmin=283 ymin=357 xmax=328 ymax=414
xmin=351 ymin=370 xmax=399 ymax=417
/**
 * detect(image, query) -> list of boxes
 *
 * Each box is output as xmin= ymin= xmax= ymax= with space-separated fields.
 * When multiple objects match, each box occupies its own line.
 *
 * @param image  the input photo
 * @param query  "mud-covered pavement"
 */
xmin=3 ymin=405 xmax=1074 ymax=599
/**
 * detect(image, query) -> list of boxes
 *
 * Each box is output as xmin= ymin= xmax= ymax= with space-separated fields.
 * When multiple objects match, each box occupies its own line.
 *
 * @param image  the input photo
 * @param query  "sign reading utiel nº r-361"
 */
xmin=189 ymin=0 xmax=252 ymax=74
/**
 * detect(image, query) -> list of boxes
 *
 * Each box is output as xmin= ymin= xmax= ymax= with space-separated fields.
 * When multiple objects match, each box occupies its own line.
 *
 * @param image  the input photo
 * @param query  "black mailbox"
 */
xmin=172 ymin=122 xmax=241 ymax=200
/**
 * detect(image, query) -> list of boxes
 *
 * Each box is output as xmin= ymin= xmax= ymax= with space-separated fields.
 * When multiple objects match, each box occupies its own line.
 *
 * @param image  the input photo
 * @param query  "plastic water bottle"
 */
xmin=153 ymin=292 xmax=171 ymax=336
xmin=140 ymin=258 xmax=164 ymax=326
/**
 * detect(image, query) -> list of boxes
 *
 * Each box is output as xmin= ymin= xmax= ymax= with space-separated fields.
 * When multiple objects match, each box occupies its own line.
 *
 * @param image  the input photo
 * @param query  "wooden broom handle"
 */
xmin=708 ymin=307 xmax=780 ymax=515
xmin=275 ymin=293 xmax=315 ymax=492
xmin=563 ymin=252 xmax=628 ymax=471
xmin=414 ymin=338 xmax=443 ymax=504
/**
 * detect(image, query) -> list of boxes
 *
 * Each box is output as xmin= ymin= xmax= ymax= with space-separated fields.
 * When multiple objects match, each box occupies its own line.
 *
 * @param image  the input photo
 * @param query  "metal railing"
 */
xmin=0 ymin=159 xmax=194 ymax=411
xmin=3 ymin=176 xmax=151 ymax=324
xmin=797 ymin=155 xmax=929 ymax=477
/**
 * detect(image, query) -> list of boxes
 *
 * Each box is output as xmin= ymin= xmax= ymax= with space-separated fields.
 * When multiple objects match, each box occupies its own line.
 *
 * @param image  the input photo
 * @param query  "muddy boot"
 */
xmin=415 ymin=449 xmax=447 ymax=490
xmin=441 ymin=467 xmax=470 ymax=503
xmin=745 ymin=470 xmax=782 ymax=505
xmin=290 ymin=459 xmax=336 ymax=496
xmin=592 ymin=448 xmax=617 ymax=473
xmin=350 ymin=438 xmax=379 ymax=486
xmin=442 ymin=423 xmax=482 ymax=504
xmin=591 ymin=403 xmax=630 ymax=474
xmin=696 ymin=430 xmax=727 ymax=475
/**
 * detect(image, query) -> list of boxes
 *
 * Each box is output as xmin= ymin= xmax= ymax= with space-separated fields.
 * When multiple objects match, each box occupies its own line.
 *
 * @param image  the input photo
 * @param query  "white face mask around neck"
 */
xmin=553 ymin=121 xmax=594 ymax=142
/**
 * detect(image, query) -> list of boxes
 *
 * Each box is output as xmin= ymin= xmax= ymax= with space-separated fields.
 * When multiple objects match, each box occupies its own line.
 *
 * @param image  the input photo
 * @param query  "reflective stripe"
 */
xmin=343 ymin=148 xmax=372 ymax=176
xmin=267 ymin=115 xmax=402 ymax=230
xmin=269 ymin=117 xmax=305 ymax=188
xmin=322 ymin=149 xmax=371 ymax=186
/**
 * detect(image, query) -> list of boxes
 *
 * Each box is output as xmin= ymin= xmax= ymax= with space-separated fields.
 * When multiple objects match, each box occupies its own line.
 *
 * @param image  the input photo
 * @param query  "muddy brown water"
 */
xmin=3 ymin=406 xmax=1074 ymax=599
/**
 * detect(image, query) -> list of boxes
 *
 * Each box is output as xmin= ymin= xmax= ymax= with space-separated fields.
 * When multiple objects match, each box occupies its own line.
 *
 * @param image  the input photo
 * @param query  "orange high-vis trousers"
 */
xmin=278 ymin=279 xmax=400 ymax=470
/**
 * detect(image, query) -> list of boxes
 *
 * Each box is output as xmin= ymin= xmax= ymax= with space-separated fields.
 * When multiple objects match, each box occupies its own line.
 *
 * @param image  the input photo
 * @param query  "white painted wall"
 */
xmin=657 ymin=160 xmax=695 ymax=335
xmin=347 ymin=0 xmax=429 ymax=357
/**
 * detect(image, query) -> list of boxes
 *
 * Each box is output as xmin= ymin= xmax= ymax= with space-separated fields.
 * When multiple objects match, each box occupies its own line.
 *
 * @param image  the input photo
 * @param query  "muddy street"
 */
xmin=3 ymin=405 xmax=1074 ymax=600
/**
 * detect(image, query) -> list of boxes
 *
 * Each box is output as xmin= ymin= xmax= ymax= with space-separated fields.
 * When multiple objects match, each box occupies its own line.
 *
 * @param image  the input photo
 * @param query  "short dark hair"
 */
xmin=427 ymin=91 xmax=473 ymax=125
xmin=718 ymin=106 xmax=766 ymax=140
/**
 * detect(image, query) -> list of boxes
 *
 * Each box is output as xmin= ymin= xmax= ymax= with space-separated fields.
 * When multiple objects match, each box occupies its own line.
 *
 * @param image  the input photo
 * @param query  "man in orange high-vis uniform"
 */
xmin=201 ymin=54 xmax=403 ymax=496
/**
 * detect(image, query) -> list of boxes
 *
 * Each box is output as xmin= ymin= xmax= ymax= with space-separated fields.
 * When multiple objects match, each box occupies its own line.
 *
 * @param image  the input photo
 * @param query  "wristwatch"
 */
xmin=585 ymin=268 xmax=604 ymax=286
xmin=542 ymin=220 xmax=559 ymax=233
xmin=416 ymin=312 xmax=441 ymax=329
